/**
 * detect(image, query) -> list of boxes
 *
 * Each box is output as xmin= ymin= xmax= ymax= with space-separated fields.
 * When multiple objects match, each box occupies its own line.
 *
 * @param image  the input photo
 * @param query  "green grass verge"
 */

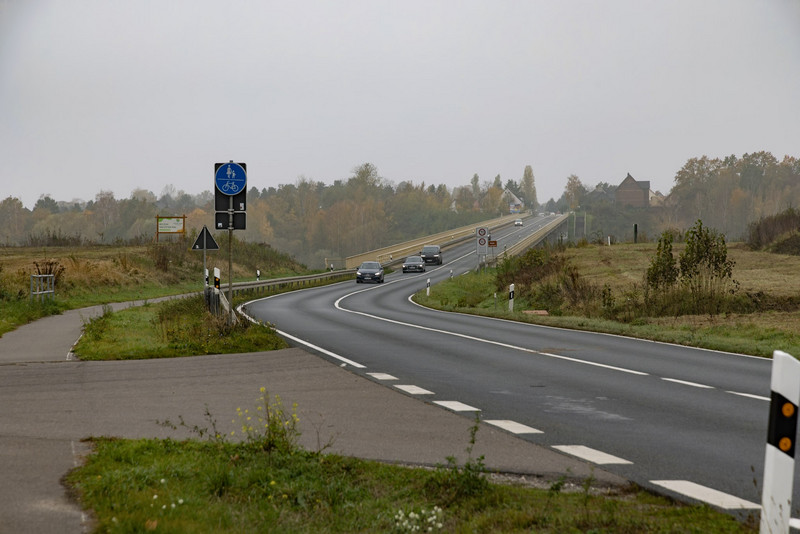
xmin=414 ymin=270 xmax=800 ymax=358
xmin=64 ymin=281 xmax=203 ymax=309
xmin=66 ymin=407 xmax=755 ymax=533
xmin=73 ymin=295 xmax=287 ymax=360
xmin=0 ymin=298 xmax=67 ymax=337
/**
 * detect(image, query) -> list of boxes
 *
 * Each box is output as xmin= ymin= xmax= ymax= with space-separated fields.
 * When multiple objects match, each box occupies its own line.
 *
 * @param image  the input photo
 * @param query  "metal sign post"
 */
xmin=476 ymin=226 xmax=489 ymax=271
xmin=214 ymin=161 xmax=247 ymax=324
xmin=228 ymin=194 xmax=234 ymax=322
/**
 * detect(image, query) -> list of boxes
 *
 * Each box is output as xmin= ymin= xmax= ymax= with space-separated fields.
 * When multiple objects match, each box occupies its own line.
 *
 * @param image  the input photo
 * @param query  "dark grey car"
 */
xmin=356 ymin=261 xmax=384 ymax=283
xmin=419 ymin=245 xmax=442 ymax=265
xmin=402 ymin=255 xmax=426 ymax=273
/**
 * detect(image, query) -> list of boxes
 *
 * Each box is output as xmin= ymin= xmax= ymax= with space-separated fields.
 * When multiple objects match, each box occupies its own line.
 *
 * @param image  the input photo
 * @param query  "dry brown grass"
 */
xmin=0 ymin=244 xmax=213 ymax=305
xmin=564 ymin=242 xmax=800 ymax=297
xmin=528 ymin=242 xmax=800 ymax=356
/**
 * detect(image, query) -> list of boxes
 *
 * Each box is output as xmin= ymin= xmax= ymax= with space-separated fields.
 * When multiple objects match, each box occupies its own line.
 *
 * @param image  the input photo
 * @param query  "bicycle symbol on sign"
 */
xmin=221 ymin=181 xmax=239 ymax=193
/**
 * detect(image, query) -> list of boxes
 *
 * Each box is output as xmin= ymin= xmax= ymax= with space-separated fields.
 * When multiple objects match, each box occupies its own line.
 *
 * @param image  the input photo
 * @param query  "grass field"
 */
xmin=564 ymin=242 xmax=800 ymax=297
xmin=415 ymin=242 xmax=800 ymax=358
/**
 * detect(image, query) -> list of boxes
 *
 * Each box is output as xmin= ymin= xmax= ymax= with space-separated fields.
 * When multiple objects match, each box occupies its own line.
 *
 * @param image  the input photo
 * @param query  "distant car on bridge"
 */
xmin=419 ymin=245 xmax=443 ymax=265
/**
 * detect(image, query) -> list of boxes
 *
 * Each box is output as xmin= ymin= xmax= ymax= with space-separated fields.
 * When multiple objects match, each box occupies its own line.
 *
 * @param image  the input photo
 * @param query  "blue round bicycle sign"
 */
xmin=215 ymin=162 xmax=247 ymax=196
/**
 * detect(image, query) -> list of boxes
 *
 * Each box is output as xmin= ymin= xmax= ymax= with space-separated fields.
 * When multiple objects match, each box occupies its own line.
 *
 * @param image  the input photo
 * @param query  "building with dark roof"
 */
xmin=615 ymin=173 xmax=651 ymax=208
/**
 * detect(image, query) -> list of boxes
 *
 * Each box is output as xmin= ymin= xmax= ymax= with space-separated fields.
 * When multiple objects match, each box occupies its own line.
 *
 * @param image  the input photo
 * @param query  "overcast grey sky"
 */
xmin=2 ymin=1 xmax=799 ymax=210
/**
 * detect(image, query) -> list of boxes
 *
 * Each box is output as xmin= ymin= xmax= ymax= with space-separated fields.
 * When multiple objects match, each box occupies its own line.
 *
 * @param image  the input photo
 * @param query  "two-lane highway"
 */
xmin=243 ymin=216 xmax=778 ymax=515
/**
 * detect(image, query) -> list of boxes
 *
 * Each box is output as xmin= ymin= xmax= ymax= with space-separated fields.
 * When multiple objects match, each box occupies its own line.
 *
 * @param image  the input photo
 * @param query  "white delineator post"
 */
xmin=509 ymin=283 xmax=515 ymax=312
xmin=760 ymin=350 xmax=800 ymax=534
xmin=426 ymin=278 xmax=430 ymax=297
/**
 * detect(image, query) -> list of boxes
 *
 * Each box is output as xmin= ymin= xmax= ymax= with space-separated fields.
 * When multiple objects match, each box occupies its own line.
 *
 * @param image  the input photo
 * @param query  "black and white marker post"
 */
xmin=760 ymin=350 xmax=800 ymax=533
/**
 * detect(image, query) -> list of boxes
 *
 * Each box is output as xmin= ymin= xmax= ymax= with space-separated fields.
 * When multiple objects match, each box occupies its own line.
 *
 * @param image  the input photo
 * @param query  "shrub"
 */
xmin=679 ymin=220 xmax=738 ymax=314
xmin=747 ymin=207 xmax=800 ymax=250
xmin=232 ymin=388 xmax=300 ymax=454
xmin=646 ymin=231 xmax=678 ymax=291
xmin=495 ymin=246 xmax=565 ymax=300
xmin=645 ymin=221 xmax=738 ymax=317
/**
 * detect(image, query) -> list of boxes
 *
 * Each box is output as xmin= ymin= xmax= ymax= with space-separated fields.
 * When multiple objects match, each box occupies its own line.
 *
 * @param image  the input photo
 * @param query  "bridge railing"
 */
xmin=345 ymin=213 xmax=522 ymax=269
xmin=487 ymin=214 xmax=570 ymax=266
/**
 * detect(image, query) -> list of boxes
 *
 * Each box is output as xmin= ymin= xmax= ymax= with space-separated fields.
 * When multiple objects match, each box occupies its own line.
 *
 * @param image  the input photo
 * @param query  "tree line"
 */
xmin=0 ymin=163 xmax=538 ymax=269
xmin=552 ymin=151 xmax=800 ymax=244
xmin=3 ymin=152 xmax=798 ymax=268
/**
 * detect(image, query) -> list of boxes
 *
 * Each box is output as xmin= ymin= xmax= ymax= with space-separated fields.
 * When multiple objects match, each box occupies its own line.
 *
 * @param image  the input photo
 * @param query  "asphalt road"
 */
xmin=243 ymin=216 xmax=780 ymax=519
xmin=0 ymin=229 xmax=628 ymax=534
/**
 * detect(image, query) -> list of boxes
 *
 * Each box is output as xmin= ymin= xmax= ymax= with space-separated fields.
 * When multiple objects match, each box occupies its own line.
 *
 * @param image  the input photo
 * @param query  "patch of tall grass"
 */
xmin=75 ymin=295 xmax=287 ymax=360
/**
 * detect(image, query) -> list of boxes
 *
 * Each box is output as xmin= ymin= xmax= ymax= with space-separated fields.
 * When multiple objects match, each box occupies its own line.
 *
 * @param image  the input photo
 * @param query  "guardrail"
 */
xmin=345 ymin=213 xmax=524 ymax=269
xmin=229 ymin=269 xmax=356 ymax=299
xmin=487 ymin=213 xmax=570 ymax=265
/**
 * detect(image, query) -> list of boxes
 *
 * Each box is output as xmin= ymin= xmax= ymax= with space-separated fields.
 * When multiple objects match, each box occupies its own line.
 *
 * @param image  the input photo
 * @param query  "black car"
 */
xmin=402 ymin=255 xmax=426 ymax=273
xmin=356 ymin=261 xmax=384 ymax=283
xmin=419 ymin=245 xmax=443 ymax=265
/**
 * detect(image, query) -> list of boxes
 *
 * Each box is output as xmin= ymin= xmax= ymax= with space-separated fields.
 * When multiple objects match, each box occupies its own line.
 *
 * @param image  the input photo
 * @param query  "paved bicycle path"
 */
xmin=0 ymin=305 xmax=627 ymax=533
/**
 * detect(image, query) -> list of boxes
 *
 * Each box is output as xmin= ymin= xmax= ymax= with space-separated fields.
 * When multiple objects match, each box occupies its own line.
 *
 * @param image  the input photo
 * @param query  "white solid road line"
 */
xmin=275 ymin=328 xmax=367 ymax=368
xmin=484 ymin=420 xmax=543 ymax=434
xmin=650 ymin=480 xmax=760 ymax=510
xmin=394 ymin=385 xmax=434 ymax=395
xmin=433 ymin=400 xmax=480 ymax=412
xmin=552 ymin=445 xmax=633 ymax=465
xmin=336 ymin=294 xmax=649 ymax=377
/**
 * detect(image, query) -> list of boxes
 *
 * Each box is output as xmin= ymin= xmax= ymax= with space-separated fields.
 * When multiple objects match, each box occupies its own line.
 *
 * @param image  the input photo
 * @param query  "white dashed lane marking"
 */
xmin=484 ymin=420 xmax=543 ymax=434
xmin=727 ymin=390 xmax=770 ymax=401
xmin=661 ymin=377 xmax=714 ymax=389
xmin=650 ymin=480 xmax=760 ymax=510
xmin=395 ymin=385 xmax=434 ymax=395
xmin=367 ymin=373 xmax=397 ymax=380
xmin=434 ymin=401 xmax=480 ymax=412
xmin=552 ymin=445 xmax=632 ymax=465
